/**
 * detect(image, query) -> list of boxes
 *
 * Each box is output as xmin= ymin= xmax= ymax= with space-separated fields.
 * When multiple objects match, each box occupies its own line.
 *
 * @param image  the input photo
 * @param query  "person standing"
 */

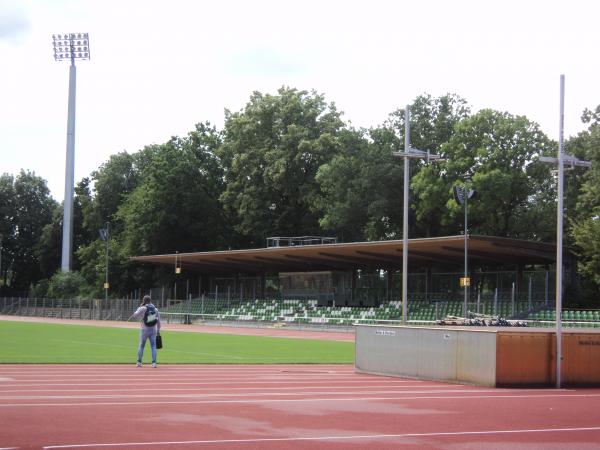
xmin=133 ymin=295 xmax=161 ymax=368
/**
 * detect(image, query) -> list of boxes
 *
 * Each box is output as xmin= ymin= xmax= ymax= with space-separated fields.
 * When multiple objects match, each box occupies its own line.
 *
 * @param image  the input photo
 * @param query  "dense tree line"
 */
xmin=1 ymin=87 xmax=598 ymax=302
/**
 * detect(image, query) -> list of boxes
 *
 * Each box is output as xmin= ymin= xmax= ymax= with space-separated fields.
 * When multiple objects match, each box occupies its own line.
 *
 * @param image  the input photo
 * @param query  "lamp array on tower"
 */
xmin=52 ymin=33 xmax=90 ymax=61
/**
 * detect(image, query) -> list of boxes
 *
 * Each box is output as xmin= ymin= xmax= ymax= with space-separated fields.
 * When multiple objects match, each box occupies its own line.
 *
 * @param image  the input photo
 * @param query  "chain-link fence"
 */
xmin=0 ymin=297 xmax=140 ymax=321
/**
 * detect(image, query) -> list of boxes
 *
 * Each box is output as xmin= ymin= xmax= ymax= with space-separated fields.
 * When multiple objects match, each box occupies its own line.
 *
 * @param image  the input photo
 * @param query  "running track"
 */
xmin=1 ymin=364 xmax=600 ymax=449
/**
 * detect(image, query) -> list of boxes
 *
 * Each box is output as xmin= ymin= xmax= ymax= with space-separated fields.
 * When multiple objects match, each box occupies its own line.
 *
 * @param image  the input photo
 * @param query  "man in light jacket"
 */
xmin=133 ymin=295 xmax=161 ymax=368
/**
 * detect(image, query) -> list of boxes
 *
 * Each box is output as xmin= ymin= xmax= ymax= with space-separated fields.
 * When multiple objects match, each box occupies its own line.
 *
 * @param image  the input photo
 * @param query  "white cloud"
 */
xmin=1 ymin=0 xmax=599 ymax=201
xmin=0 ymin=0 xmax=31 ymax=43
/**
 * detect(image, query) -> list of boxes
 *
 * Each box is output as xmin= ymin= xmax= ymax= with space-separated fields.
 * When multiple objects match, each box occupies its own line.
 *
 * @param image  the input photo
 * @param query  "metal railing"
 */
xmin=2 ymin=296 xmax=599 ymax=330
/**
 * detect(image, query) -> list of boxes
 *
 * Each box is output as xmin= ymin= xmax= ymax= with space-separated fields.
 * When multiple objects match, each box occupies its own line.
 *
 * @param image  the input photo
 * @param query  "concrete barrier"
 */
xmin=355 ymin=324 xmax=600 ymax=386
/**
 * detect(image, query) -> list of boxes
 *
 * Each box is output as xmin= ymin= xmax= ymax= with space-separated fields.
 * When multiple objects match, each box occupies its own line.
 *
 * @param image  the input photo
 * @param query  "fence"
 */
xmin=3 ymin=295 xmax=597 ymax=330
xmin=0 ymin=297 xmax=140 ymax=321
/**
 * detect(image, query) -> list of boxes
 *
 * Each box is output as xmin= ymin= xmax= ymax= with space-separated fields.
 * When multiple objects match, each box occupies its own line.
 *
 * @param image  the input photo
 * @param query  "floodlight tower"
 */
xmin=52 ymin=33 xmax=90 ymax=272
xmin=392 ymin=106 xmax=443 ymax=324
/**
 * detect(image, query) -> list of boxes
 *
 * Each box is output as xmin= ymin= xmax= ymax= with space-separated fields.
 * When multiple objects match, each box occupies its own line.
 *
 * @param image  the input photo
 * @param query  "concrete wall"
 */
xmin=355 ymin=325 xmax=600 ymax=387
xmin=355 ymin=324 xmax=497 ymax=386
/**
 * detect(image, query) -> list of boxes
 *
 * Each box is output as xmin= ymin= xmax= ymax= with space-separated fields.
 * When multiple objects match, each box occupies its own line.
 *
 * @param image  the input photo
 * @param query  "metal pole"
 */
xmin=494 ymin=288 xmax=498 ymax=315
xmin=556 ymin=74 xmax=565 ymax=389
xmin=0 ymin=235 xmax=3 ymax=290
xmin=402 ymin=106 xmax=410 ymax=324
xmin=464 ymin=185 xmax=468 ymax=317
xmin=511 ymin=282 xmax=515 ymax=317
xmin=104 ymin=222 xmax=109 ymax=303
xmin=61 ymin=61 xmax=77 ymax=272
xmin=528 ymin=277 xmax=532 ymax=310
xmin=545 ymin=271 xmax=549 ymax=306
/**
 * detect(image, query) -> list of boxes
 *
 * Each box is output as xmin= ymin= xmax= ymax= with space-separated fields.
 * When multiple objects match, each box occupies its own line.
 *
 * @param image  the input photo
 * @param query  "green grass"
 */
xmin=0 ymin=321 xmax=354 ymax=364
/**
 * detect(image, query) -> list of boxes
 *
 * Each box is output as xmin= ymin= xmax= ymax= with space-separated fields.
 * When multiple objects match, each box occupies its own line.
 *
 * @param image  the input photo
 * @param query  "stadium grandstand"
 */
xmin=2 ymin=235 xmax=600 ymax=329
xmin=124 ymin=235 xmax=596 ymax=329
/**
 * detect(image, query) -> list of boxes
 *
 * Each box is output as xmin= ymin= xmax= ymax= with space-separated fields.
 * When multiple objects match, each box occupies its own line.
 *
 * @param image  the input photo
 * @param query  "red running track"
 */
xmin=1 ymin=365 xmax=600 ymax=449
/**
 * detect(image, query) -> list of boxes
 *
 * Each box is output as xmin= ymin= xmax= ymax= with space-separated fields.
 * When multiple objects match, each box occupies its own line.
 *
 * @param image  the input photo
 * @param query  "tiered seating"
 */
xmin=527 ymin=309 xmax=600 ymax=328
xmin=163 ymin=297 xmax=600 ymax=329
xmin=162 ymin=298 xmax=232 ymax=315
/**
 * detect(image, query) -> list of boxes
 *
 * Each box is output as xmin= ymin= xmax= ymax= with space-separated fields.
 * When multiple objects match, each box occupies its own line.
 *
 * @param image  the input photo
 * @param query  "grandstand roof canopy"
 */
xmin=131 ymin=235 xmax=558 ymax=275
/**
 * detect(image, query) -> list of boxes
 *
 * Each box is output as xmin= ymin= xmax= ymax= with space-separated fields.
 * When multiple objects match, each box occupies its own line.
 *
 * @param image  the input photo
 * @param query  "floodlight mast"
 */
xmin=52 ymin=33 xmax=90 ymax=272
xmin=539 ymin=75 xmax=591 ymax=389
xmin=392 ymin=105 xmax=444 ymax=324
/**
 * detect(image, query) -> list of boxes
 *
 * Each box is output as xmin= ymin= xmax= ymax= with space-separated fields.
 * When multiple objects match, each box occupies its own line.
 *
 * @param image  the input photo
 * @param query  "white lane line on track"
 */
xmin=0 ymin=367 xmax=355 ymax=374
xmin=0 ymin=376 xmax=402 ymax=384
xmin=0 ymin=366 xmax=354 ymax=371
xmin=41 ymin=426 xmax=600 ymax=448
xmin=3 ymin=366 xmax=353 ymax=369
xmin=0 ymin=371 xmax=358 ymax=379
xmin=0 ymin=384 xmax=490 ymax=393
xmin=0 ymin=388 xmax=529 ymax=400
xmin=3 ymin=392 xmax=599 ymax=408
xmin=5 ymin=367 xmax=355 ymax=372
xmin=0 ymin=379 xmax=427 ymax=388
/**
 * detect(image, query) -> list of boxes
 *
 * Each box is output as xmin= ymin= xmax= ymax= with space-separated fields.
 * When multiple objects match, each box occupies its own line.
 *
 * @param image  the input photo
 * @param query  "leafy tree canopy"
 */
xmin=218 ymin=87 xmax=345 ymax=247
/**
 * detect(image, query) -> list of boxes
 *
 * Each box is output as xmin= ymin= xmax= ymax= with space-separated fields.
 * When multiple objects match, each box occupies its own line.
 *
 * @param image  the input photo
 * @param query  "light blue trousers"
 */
xmin=137 ymin=327 xmax=157 ymax=364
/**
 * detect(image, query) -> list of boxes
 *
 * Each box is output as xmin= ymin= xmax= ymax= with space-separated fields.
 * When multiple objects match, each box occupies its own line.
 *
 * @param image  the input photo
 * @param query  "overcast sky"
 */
xmin=1 ymin=0 xmax=599 ymax=202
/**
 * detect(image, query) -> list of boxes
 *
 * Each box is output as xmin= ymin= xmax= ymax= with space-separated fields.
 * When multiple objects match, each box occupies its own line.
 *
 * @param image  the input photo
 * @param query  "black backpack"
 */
xmin=143 ymin=305 xmax=158 ymax=327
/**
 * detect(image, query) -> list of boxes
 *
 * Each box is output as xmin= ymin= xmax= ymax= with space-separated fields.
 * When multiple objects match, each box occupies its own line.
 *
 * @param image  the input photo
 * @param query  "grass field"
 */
xmin=0 ymin=321 xmax=354 ymax=364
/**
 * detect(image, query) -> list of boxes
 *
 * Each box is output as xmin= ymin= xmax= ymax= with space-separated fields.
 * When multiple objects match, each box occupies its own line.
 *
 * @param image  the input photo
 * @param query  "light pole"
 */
xmin=453 ymin=182 xmax=476 ymax=317
xmin=392 ymin=105 xmax=443 ymax=324
xmin=0 ymin=234 xmax=3 ymax=291
xmin=539 ymin=75 xmax=591 ymax=388
xmin=52 ymin=33 xmax=90 ymax=272
xmin=99 ymin=223 xmax=109 ymax=302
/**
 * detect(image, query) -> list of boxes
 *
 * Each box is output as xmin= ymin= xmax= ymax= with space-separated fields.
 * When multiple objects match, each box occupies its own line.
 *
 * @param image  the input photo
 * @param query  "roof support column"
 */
xmin=351 ymin=270 xmax=357 ymax=305
xmin=426 ymin=267 xmax=432 ymax=303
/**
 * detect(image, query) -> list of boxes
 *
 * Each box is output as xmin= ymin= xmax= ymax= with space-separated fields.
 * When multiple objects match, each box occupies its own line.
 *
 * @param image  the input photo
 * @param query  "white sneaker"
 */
xmin=151 ymin=363 xmax=157 ymax=368
xmin=136 ymin=362 xmax=142 ymax=367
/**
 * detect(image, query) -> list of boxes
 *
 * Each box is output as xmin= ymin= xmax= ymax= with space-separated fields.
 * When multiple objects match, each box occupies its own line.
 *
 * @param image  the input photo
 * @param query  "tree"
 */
xmin=75 ymin=151 xmax=144 ymax=297
xmin=440 ymin=110 xmax=555 ymax=240
xmin=85 ymin=152 xmax=141 ymax=237
xmin=46 ymin=271 xmax=88 ymax=299
xmin=10 ymin=171 xmax=57 ymax=291
xmin=36 ymin=206 xmax=63 ymax=279
xmin=316 ymin=94 xmax=470 ymax=241
xmin=0 ymin=174 xmax=16 ymax=292
xmin=316 ymin=127 xmax=403 ymax=241
xmin=570 ymin=105 xmax=600 ymax=289
xmin=36 ymin=178 xmax=96 ymax=279
xmin=118 ymin=123 xmax=227 ymax=256
xmin=218 ymin=87 xmax=345 ymax=247
xmin=395 ymin=94 xmax=471 ymax=238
